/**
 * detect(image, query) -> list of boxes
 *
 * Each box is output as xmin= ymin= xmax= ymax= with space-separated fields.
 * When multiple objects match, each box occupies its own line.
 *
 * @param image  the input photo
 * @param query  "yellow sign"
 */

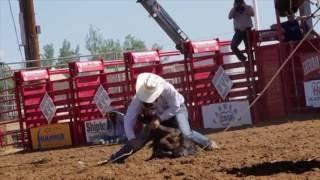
xmin=30 ymin=123 xmax=72 ymax=150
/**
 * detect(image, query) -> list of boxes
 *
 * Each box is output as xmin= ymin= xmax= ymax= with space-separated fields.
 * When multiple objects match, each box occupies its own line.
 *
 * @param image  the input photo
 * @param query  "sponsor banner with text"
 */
xmin=304 ymin=79 xmax=320 ymax=107
xmin=84 ymin=119 xmax=115 ymax=143
xmin=300 ymin=53 xmax=320 ymax=80
xmin=30 ymin=123 xmax=72 ymax=150
xmin=201 ymin=100 xmax=252 ymax=129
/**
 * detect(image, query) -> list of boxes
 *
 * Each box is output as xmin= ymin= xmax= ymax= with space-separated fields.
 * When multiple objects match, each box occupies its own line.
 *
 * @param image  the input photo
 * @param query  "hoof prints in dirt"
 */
xmin=227 ymin=160 xmax=320 ymax=176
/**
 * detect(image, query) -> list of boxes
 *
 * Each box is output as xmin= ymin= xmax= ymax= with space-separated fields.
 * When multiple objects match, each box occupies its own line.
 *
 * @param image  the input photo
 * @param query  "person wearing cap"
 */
xmin=100 ymin=73 xmax=218 ymax=164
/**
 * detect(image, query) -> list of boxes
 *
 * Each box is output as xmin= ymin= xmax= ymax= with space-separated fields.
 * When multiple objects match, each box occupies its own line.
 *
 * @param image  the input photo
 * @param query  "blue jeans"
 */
xmin=175 ymin=105 xmax=211 ymax=148
xmin=231 ymin=29 xmax=249 ymax=62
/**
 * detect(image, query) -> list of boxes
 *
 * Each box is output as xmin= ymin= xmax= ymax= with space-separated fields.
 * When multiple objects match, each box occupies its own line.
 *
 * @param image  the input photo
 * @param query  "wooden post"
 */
xmin=19 ymin=0 xmax=40 ymax=67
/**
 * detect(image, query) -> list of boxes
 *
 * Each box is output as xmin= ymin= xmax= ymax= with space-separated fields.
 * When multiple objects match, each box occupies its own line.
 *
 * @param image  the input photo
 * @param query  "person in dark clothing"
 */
xmin=281 ymin=15 xmax=303 ymax=42
xmin=271 ymin=14 xmax=303 ymax=42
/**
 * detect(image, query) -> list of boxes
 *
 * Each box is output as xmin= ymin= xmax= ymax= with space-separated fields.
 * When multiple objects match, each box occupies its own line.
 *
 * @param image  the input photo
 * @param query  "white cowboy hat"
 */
xmin=136 ymin=73 xmax=165 ymax=103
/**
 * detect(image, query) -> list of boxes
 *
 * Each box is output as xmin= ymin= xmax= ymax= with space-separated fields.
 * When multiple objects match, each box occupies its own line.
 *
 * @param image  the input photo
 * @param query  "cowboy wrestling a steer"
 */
xmin=101 ymin=73 xmax=219 ymax=164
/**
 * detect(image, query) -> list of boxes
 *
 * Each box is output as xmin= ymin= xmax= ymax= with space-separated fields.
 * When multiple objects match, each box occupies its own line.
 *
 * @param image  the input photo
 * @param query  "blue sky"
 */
xmin=0 ymin=0 xmax=319 ymax=64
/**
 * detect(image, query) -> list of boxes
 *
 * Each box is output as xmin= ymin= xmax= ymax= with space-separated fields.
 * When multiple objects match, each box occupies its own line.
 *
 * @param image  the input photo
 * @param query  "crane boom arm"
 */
xmin=137 ymin=0 xmax=189 ymax=51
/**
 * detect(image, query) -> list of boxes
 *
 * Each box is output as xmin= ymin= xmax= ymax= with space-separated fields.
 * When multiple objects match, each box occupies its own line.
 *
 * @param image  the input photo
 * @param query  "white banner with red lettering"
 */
xmin=304 ymin=80 xmax=320 ymax=107
xmin=201 ymin=100 xmax=252 ymax=129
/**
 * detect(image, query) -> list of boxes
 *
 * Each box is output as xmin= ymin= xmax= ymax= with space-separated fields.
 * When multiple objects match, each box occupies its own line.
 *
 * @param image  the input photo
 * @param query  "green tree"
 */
xmin=41 ymin=43 xmax=54 ymax=67
xmin=57 ymin=39 xmax=80 ymax=67
xmin=0 ymin=80 xmax=13 ymax=92
xmin=123 ymin=34 xmax=146 ymax=51
xmin=85 ymin=25 xmax=123 ymax=60
xmin=101 ymin=39 xmax=122 ymax=60
xmin=85 ymin=26 xmax=148 ymax=61
xmin=85 ymin=25 xmax=104 ymax=59
xmin=0 ymin=64 xmax=14 ymax=92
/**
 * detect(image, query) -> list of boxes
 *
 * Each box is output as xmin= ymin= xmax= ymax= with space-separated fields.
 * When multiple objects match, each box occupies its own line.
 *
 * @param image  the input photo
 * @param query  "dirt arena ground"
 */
xmin=0 ymin=119 xmax=319 ymax=180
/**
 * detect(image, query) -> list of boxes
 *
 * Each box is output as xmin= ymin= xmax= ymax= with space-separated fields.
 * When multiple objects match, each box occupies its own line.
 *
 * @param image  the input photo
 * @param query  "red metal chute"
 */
xmin=130 ymin=51 xmax=160 ymax=63
xmin=20 ymin=69 xmax=49 ymax=82
xmin=74 ymin=60 xmax=104 ymax=73
xmin=190 ymin=39 xmax=220 ymax=53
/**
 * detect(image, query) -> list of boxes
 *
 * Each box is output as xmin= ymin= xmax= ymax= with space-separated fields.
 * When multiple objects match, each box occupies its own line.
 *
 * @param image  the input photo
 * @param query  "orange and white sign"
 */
xmin=30 ymin=123 xmax=72 ymax=150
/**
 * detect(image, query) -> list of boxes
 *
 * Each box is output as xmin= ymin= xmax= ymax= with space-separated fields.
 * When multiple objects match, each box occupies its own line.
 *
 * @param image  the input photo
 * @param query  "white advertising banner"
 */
xmin=212 ymin=66 xmax=233 ymax=100
xmin=84 ymin=119 xmax=114 ymax=143
xmin=201 ymin=100 xmax=252 ymax=129
xmin=304 ymin=80 xmax=320 ymax=107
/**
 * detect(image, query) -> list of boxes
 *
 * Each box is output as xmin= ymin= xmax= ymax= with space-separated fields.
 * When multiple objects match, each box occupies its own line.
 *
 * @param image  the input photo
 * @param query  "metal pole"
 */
xmin=0 ymin=63 xmax=4 ymax=120
xmin=299 ymin=1 xmax=313 ymax=28
xmin=252 ymin=0 xmax=260 ymax=30
xmin=0 ymin=62 xmax=4 ymax=79
xmin=274 ymin=0 xmax=282 ymax=40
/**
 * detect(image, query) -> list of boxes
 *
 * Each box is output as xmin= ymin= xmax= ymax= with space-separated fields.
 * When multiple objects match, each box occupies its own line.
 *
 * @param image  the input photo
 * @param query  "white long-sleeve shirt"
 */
xmin=124 ymin=82 xmax=185 ymax=140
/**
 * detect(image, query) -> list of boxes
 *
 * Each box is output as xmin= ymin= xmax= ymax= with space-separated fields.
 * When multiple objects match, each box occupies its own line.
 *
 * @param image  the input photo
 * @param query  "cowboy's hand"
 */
xmin=150 ymin=119 xmax=160 ymax=129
